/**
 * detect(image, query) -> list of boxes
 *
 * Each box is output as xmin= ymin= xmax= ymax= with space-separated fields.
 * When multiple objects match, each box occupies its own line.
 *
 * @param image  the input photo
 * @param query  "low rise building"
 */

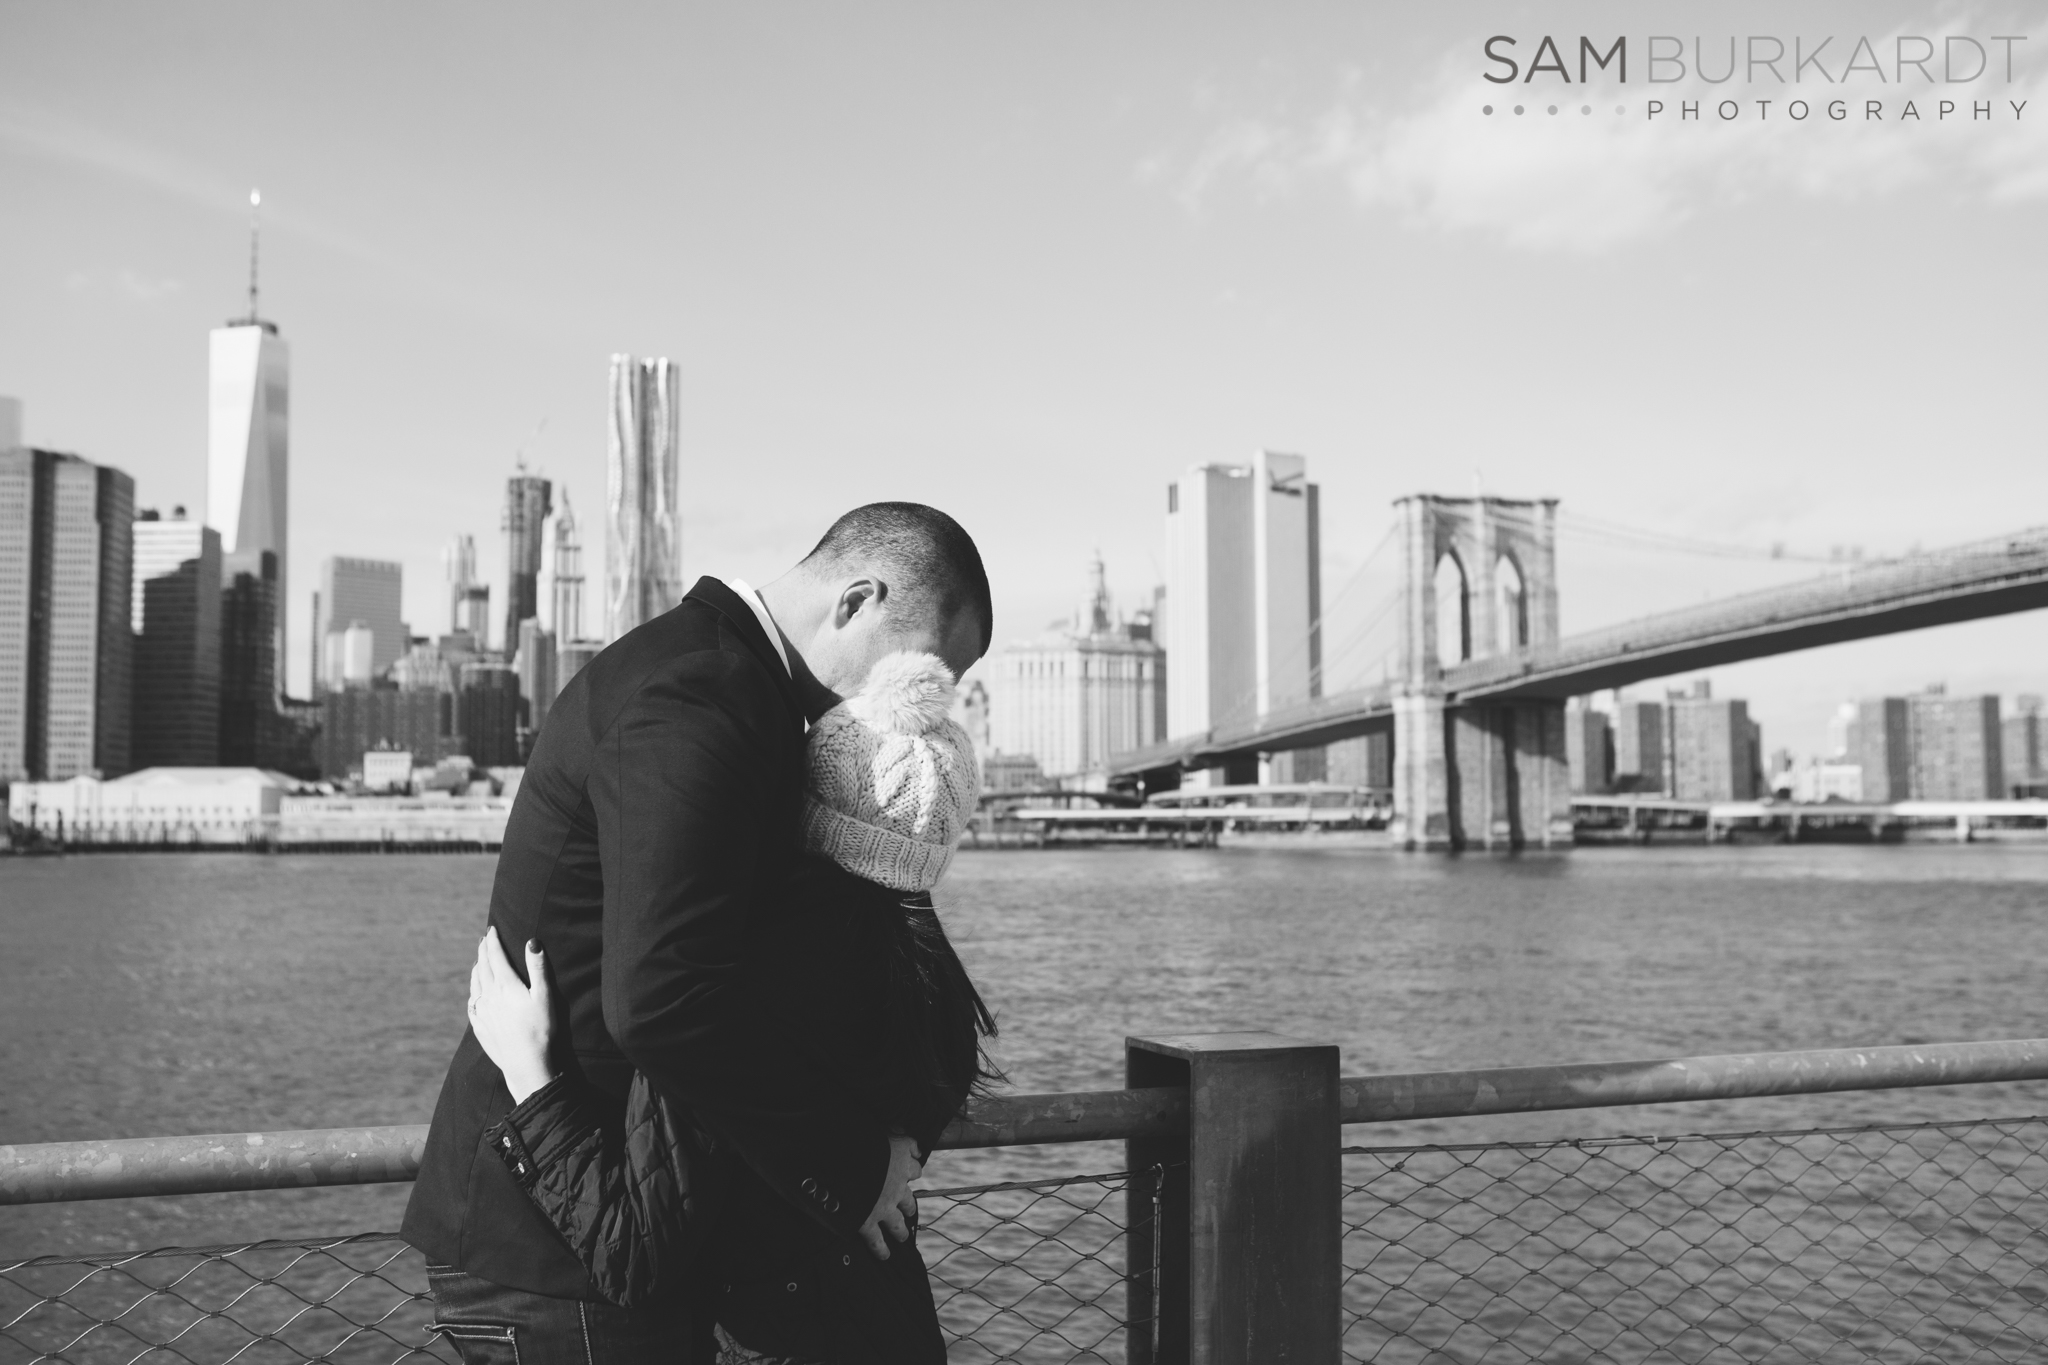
xmin=1668 ymin=691 xmax=1760 ymax=801
xmin=992 ymin=555 xmax=1165 ymax=780
xmin=7 ymin=767 xmax=296 ymax=844
xmin=362 ymin=747 xmax=414 ymax=793
xmin=319 ymin=688 xmax=459 ymax=780
xmin=1789 ymin=761 xmax=1864 ymax=804
xmin=1908 ymin=690 xmax=2002 ymax=800
xmin=982 ymin=751 xmax=1046 ymax=794
xmin=277 ymin=790 xmax=512 ymax=847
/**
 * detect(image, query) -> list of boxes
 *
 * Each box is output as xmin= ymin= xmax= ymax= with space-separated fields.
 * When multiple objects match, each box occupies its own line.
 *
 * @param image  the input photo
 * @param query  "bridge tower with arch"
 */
xmin=1392 ymin=494 xmax=1573 ymax=850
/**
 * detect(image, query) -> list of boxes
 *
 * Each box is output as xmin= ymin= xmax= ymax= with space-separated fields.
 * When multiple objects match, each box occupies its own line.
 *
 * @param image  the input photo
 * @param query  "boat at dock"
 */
xmin=977 ymin=782 xmax=1390 ymax=848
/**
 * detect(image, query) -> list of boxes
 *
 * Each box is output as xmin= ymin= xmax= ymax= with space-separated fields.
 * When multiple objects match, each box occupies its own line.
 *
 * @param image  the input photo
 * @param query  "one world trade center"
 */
xmin=207 ymin=190 xmax=290 ymax=697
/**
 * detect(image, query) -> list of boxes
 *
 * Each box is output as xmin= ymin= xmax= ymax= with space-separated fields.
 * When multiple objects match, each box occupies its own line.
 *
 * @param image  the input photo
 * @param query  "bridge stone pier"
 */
xmin=1390 ymin=495 xmax=1573 ymax=851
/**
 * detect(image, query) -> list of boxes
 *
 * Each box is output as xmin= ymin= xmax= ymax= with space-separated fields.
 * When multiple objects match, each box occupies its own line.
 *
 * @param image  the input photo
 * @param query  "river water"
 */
xmin=4 ymin=845 xmax=2047 ymax=1259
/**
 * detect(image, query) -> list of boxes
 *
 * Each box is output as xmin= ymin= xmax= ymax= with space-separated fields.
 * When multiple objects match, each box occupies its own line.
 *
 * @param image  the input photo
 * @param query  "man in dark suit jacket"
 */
xmin=404 ymin=502 xmax=992 ymax=1362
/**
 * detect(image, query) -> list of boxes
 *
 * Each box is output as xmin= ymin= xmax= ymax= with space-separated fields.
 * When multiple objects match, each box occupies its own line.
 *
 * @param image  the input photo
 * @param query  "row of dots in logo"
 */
xmin=1484 ymin=105 xmax=1629 ymax=116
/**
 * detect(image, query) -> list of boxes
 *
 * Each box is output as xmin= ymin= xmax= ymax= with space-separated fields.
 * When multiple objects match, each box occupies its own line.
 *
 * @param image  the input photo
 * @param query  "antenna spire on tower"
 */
xmin=247 ymin=189 xmax=261 ymax=323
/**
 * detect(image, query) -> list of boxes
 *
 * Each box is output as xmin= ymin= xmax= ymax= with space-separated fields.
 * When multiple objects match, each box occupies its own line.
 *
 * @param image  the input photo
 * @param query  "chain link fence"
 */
xmin=0 ymin=1233 xmax=447 ymax=1365
xmin=922 ymin=1167 xmax=1156 ymax=1364
xmin=2 ymin=1170 xmax=1156 ymax=1365
xmin=1342 ymin=1115 xmax=2048 ymax=1364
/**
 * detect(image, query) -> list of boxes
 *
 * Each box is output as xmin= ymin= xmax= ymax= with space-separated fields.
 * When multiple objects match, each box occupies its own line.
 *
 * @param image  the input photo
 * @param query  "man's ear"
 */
xmin=833 ymin=577 xmax=883 ymax=629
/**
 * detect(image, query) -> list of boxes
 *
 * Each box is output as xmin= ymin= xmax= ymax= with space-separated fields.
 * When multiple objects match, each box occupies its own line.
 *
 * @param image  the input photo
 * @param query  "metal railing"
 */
xmin=8 ymin=1035 xmax=2048 ymax=1363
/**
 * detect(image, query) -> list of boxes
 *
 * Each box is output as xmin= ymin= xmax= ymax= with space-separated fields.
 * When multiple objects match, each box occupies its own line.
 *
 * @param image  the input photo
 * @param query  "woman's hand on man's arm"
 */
xmin=469 ymin=929 xmax=559 ymax=1105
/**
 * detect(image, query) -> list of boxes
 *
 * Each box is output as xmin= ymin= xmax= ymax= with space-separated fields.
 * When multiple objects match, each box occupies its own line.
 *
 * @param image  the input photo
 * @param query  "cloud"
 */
xmin=64 ymin=268 xmax=186 ymax=303
xmin=0 ymin=103 xmax=385 ymax=264
xmin=1160 ymin=21 xmax=2047 ymax=252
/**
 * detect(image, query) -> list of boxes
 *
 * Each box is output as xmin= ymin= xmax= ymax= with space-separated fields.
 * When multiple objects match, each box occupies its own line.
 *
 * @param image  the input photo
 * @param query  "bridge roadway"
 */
xmin=1573 ymin=796 xmax=2048 ymax=821
xmin=1110 ymin=525 xmax=2048 ymax=779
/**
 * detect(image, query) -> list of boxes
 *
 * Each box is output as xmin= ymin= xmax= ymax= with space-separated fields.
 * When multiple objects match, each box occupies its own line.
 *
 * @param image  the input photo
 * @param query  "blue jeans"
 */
xmin=425 ymin=1264 xmax=695 ymax=1364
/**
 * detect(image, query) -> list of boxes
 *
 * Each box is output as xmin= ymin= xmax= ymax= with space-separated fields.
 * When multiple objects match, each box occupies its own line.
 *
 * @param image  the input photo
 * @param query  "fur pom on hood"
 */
xmin=841 ymin=651 xmax=958 ymax=734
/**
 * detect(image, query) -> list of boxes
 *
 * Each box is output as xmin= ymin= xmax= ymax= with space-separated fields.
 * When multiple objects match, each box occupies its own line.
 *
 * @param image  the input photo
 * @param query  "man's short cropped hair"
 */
xmin=801 ymin=502 xmax=993 ymax=656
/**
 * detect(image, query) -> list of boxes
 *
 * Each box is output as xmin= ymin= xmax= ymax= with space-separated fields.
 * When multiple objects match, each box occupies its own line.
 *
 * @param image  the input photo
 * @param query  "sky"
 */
xmin=2 ymin=1 xmax=2044 ymax=756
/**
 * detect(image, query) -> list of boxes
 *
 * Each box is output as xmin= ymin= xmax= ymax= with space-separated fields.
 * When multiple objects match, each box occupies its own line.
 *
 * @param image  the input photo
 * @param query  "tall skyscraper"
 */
xmin=313 ymin=557 xmax=405 ymax=688
xmin=0 ymin=418 xmax=25 ymax=779
xmin=1163 ymin=452 xmax=1320 ymax=782
xmin=605 ymin=355 xmax=681 ymax=641
xmin=132 ymin=506 xmax=200 ymax=631
xmin=502 ymin=469 xmax=552 ymax=651
xmin=442 ymin=533 xmax=490 ymax=646
xmin=460 ymin=660 xmax=524 ymax=767
xmin=515 ymin=617 xmax=556 ymax=743
xmin=538 ymin=490 xmax=586 ymax=643
xmin=1165 ymin=464 xmax=1250 ymax=744
xmin=131 ymin=511 xmax=223 ymax=768
xmin=208 ymin=192 xmax=290 ymax=694
xmin=557 ymin=639 xmax=602 ymax=695
xmin=994 ymin=554 xmax=1165 ymax=779
xmin=219 ymin=548 xmax=285 ymax=767
xmin=0 ymin=441 xmax=134 ymax=781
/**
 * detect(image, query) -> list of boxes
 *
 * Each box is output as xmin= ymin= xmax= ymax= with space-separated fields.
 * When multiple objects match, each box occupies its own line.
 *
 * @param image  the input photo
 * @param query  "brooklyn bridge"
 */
xmin=1108 ymin=494 xmax=2048 ymax=850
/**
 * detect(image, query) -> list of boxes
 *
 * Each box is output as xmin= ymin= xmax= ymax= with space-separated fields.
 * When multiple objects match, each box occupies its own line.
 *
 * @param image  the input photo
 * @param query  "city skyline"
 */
xmin=3 ymin=2 xmax=2044 ymax=756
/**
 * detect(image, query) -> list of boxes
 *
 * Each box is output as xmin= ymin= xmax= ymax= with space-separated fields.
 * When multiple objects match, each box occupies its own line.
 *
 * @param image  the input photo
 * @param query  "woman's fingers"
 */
xmin=524 ymin=940 xmax=548 ymax=997
xmin=482 ymin=928 xmax=518 ymax=985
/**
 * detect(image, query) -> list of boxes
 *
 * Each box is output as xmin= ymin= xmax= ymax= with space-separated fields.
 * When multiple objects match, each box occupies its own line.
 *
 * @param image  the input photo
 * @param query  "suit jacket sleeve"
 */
xmin=593 ymin=647 xmax=889 ymax=1242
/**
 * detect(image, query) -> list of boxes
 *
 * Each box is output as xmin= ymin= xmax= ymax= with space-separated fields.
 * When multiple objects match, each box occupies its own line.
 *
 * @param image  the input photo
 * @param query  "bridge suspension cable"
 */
xmin=1551 ymin=509 xmax=1866 ymax=566
xmin=1205 ymin=521 xmax=1397 ymax=733
xmin=1315 ymin=586 xmax=1403 ymax=693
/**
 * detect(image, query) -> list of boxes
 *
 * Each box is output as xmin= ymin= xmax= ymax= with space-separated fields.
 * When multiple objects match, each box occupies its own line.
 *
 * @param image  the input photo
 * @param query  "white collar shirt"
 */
xmin=722 ymin=577 xmax=793 ymax=679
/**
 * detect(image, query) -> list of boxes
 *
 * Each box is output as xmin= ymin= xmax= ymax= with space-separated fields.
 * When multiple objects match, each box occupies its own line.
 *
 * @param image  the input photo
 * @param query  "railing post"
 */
xmin=1126 ymin=1031 xmax=1341 ymax=1365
